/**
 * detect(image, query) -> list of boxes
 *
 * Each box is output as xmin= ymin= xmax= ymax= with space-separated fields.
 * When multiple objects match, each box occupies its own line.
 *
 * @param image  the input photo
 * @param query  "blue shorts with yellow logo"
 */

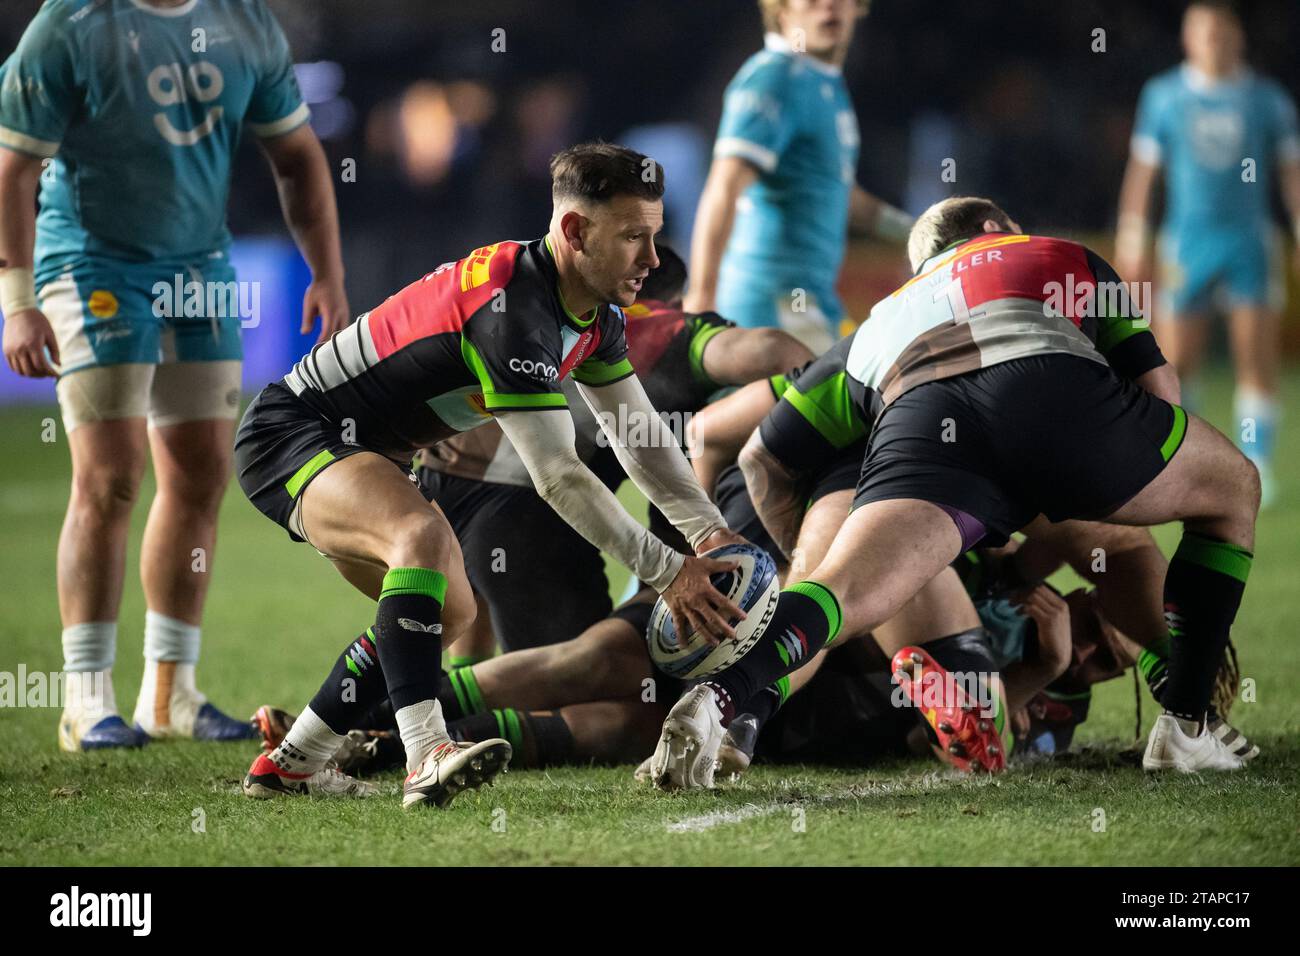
xmin=38 ymin=254 xmax=244 ymax=373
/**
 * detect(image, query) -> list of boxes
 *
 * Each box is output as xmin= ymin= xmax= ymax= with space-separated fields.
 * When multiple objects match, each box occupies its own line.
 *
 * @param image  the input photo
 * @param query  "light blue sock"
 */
xmin=1234 ymin=388 xmax=1278 ymax=464
xmin=61 ymin=621 xmax=117 ymax=672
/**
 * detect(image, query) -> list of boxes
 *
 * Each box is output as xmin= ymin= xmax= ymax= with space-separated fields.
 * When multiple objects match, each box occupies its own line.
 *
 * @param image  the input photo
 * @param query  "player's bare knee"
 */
xmin=385 ymin=512 xmax=454 ymax=570
xmin=158 ymin=453 xmax=231 ymax=511
xmin=70 ymin=466 xmax=143 ymax=521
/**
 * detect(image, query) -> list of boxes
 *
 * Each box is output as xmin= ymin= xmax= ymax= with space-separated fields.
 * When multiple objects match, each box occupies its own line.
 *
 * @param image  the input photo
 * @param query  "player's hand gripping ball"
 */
xmin=646 ymin=542 xmax=780 ymax=679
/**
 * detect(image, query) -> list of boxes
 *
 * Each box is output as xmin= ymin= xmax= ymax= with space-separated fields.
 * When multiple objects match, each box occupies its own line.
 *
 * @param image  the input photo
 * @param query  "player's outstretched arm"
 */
xmin=1114 ymin=156 xmax=1159 ymax=283
xmin=576 ymin=375 xmax=731 ymax=548
xmin=258 ymin=124 xmax=349 ymax=343
xmin=0 ymin=147 xmax=58 ymax=378
xmin=688 ymin=379 xmax=781 ymax=498
xmin=683 ymin=156 xmax=759 ymax=313
xmin=736 ymin=428 xmax=806 ymax=561
xmin=497 ymin=406 xmax=744 ymax=643
xmin=848 ymin=185 xmax=913 ymax=244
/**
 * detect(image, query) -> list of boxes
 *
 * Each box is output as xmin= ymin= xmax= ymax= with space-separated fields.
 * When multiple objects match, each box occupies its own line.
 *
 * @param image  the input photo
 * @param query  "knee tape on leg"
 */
xmin=148 ymin=360 xmax=242 ymax=427
xmin=56 ymin=365 xmax=154 ymax=431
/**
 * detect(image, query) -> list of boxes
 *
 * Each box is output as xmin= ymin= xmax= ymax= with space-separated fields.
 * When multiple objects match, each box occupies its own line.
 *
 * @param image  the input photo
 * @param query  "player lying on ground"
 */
xmin=1 ymin=0 xmax=347 ymax=751
xmin=233 ymin=142 xmax=750 ymax=807
xmin=695 ymin=348 xmax=1258 ymax=762
xmin=250 ymin=456 xmax=858 ymax=779
xmin=416 ymin=243 xmax=811 ymax=664
xmin=962 ymin=516 xmax=1254 ymax=760
xmin=650 ymin=195 xmax=1261 ymax=789
xmin=250 ymin=525 xmax=1159 ymax=778
xmin=251 ymin=455 xmax=1017 ymax=778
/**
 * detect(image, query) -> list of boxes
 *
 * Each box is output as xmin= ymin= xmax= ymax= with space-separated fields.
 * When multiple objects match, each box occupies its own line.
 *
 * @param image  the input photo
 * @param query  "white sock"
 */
xmin=63 ymin=669 xmax=116 ymax=722
xmin=395 ymin=698 xmax=453 ymax=772
xmin=271 ymin=706 xmax=343 ymax=776
xmin=136 ymin=613 xmax=204 ymax=731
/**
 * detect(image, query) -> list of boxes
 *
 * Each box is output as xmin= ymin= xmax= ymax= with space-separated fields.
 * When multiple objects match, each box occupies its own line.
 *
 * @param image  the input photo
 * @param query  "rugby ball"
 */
xmin=645 ymin=542 xmax=781 ymax=680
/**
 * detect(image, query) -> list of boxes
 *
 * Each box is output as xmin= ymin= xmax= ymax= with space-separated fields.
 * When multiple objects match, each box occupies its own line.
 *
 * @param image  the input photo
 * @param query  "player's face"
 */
xmin=780 ymin=0 xmax=862 ymax=59
xmin=1182 ymin=8 xmax=1244 ymax=74
xmin=577 ymin=196 xmax=663 ymax=308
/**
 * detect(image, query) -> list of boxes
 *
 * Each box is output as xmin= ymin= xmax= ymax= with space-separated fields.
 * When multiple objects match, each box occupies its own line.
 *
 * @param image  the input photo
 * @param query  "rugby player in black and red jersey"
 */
xmin=651 ymin=196 xmax=1262 ymax=789
xmin=232 ymin=143 xmax=748 ymax=808
xmin=417 ymin=244 xmax=811 ymax=660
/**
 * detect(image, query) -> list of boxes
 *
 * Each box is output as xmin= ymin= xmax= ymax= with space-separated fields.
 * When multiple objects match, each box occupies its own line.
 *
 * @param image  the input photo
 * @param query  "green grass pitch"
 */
xmin=1 ymin=369 xmax=1297 ymax=866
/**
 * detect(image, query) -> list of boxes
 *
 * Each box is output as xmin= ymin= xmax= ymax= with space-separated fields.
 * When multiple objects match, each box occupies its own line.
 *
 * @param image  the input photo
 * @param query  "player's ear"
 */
xmin=983 ymin=218 xmax=1006 ymax=234
xmin=560 ymin=210 xmax=587 ymax=252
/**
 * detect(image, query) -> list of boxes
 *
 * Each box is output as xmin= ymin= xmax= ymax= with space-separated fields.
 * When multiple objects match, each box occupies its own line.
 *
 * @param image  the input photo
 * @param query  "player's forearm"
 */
xmin=1134 ymin=362 xmax=1180 ymax=406
xmin=498 ymin=410 xmax=687 ymax=592
xmin=535 ymin=456 xmax=686 ymax=593
xmin=581 ymin=378 xmax=727 ymax=550
xmin=0 ymin=150 xmax=42 ymax=271
xmin=684 ymin=172 xmax=743 ymax=312
xmin=687 ymin=380 xmax=779 ymax=497
xmin=1115 ymin=159 xmax=1157 ymax=265
xmin=0 ymin=151 xmax=43 ymax=314
xmin=701 ymin=328 xmax=813 ymax=386
xmin=266 ymin=135 xmax=345 ymax=283
xmin=849 ymin=186 xmax=913 ymax=243
xmin=737 ymin=432 xmax=804 ymax=560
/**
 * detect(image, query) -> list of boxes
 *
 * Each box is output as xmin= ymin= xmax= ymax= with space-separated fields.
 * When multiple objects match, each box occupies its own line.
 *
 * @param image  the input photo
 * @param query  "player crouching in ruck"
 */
xmin=233 ymin=143 xmax=749 ymax=807
xmin=650 ymin=196 xmax=1261 ymax=789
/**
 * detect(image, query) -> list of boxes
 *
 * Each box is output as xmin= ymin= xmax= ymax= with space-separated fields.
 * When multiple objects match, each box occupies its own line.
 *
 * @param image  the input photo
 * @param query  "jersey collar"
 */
xmin=1181 ymin=61 xmax=1250 ymax=93
xmin=763 ymin=32 xmax=842 ymax=77
xmin=129 ymin=0 xmax=199 ymax=16
xmin=542 ymin=235 xmax=598 ymax=329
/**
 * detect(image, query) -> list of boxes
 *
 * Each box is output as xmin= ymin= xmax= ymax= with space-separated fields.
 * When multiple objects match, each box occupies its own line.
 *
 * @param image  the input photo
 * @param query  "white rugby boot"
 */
xmin=1143 ymin=714 xmax=1245 ymax=772
xmin=402 ymin=738 xmax=512 ymax=809
xmin=650 ymin=685 xmax=725 ymax=790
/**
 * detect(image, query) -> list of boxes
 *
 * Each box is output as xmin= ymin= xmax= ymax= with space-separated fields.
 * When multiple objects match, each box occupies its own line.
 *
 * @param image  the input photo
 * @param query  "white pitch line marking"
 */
xmin=665 ymin=770 xmax=1000 ymax=833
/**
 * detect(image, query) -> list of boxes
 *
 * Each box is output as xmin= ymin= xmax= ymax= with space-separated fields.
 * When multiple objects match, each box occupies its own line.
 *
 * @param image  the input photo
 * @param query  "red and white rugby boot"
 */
xmin=242 ymin=753 xmax=379 ymax=799
xmin=891 ymin=646 xmax=1007 ymax=774
xmin=402 ymin=738 xmax=512 ymax=809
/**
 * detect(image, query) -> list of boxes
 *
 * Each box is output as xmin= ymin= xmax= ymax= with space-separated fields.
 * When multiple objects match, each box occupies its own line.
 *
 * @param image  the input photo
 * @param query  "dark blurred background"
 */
xmin=2 ymin=0 xmax=1298 ymax=396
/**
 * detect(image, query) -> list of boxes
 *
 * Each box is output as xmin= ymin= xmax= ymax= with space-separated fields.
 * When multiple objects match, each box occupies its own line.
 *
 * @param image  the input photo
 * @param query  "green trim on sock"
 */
xmin=773 ymin=675 xmax=791 ymax=705
xmin=449 ymin=666 xmax=485 ymax=714
xmin=1174 ymin=534 xmax=1253 ymax=584
xmin=448 ymin=654 xmax=491 ymax=668
xmin=1160 ymin=405 xmax=1188 ymax=462
xmin=785 ymin=580 xmax=842 ymax=643
xmin=1043 ymin=688 xmax=1093 ymax=702
xmin=1138 ymin=648 xmax=1167 ymax=684
xmin=380 ymin=567 xmax=449 ymax=604
xmin=365 ymin=626 xmax=377 ymax=643
xmin=494 ymin=708 xmax=524 ymax=751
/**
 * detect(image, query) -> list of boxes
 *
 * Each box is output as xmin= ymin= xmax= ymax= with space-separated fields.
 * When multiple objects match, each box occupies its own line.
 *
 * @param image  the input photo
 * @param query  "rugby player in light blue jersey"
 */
xmin=684 ymin=0 xmax=912 ymax=355
xmin=0 ymin=0 xmax=349 ymax=751
xmin=1116 ymin=0 xmax=1300 ymax=506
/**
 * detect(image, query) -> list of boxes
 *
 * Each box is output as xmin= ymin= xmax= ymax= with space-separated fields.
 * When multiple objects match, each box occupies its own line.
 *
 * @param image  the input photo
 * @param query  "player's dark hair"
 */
xmin=638 ymin=244 xmax=688 ymax=303
xmin=550 ymin=142 xmax=665 ymax=206
xmin=907 ymin=196 xmax=1015 ymax=270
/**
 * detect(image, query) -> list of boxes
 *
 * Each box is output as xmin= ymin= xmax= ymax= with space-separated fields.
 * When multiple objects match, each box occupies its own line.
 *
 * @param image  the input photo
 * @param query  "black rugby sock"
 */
xmin=1160 ymin=534 xmax=1251 ymax=723
xmin=704 ymin=581 xmax=842 ymax=726
xmin=306 ymin=629 xmax=388 ymax=735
